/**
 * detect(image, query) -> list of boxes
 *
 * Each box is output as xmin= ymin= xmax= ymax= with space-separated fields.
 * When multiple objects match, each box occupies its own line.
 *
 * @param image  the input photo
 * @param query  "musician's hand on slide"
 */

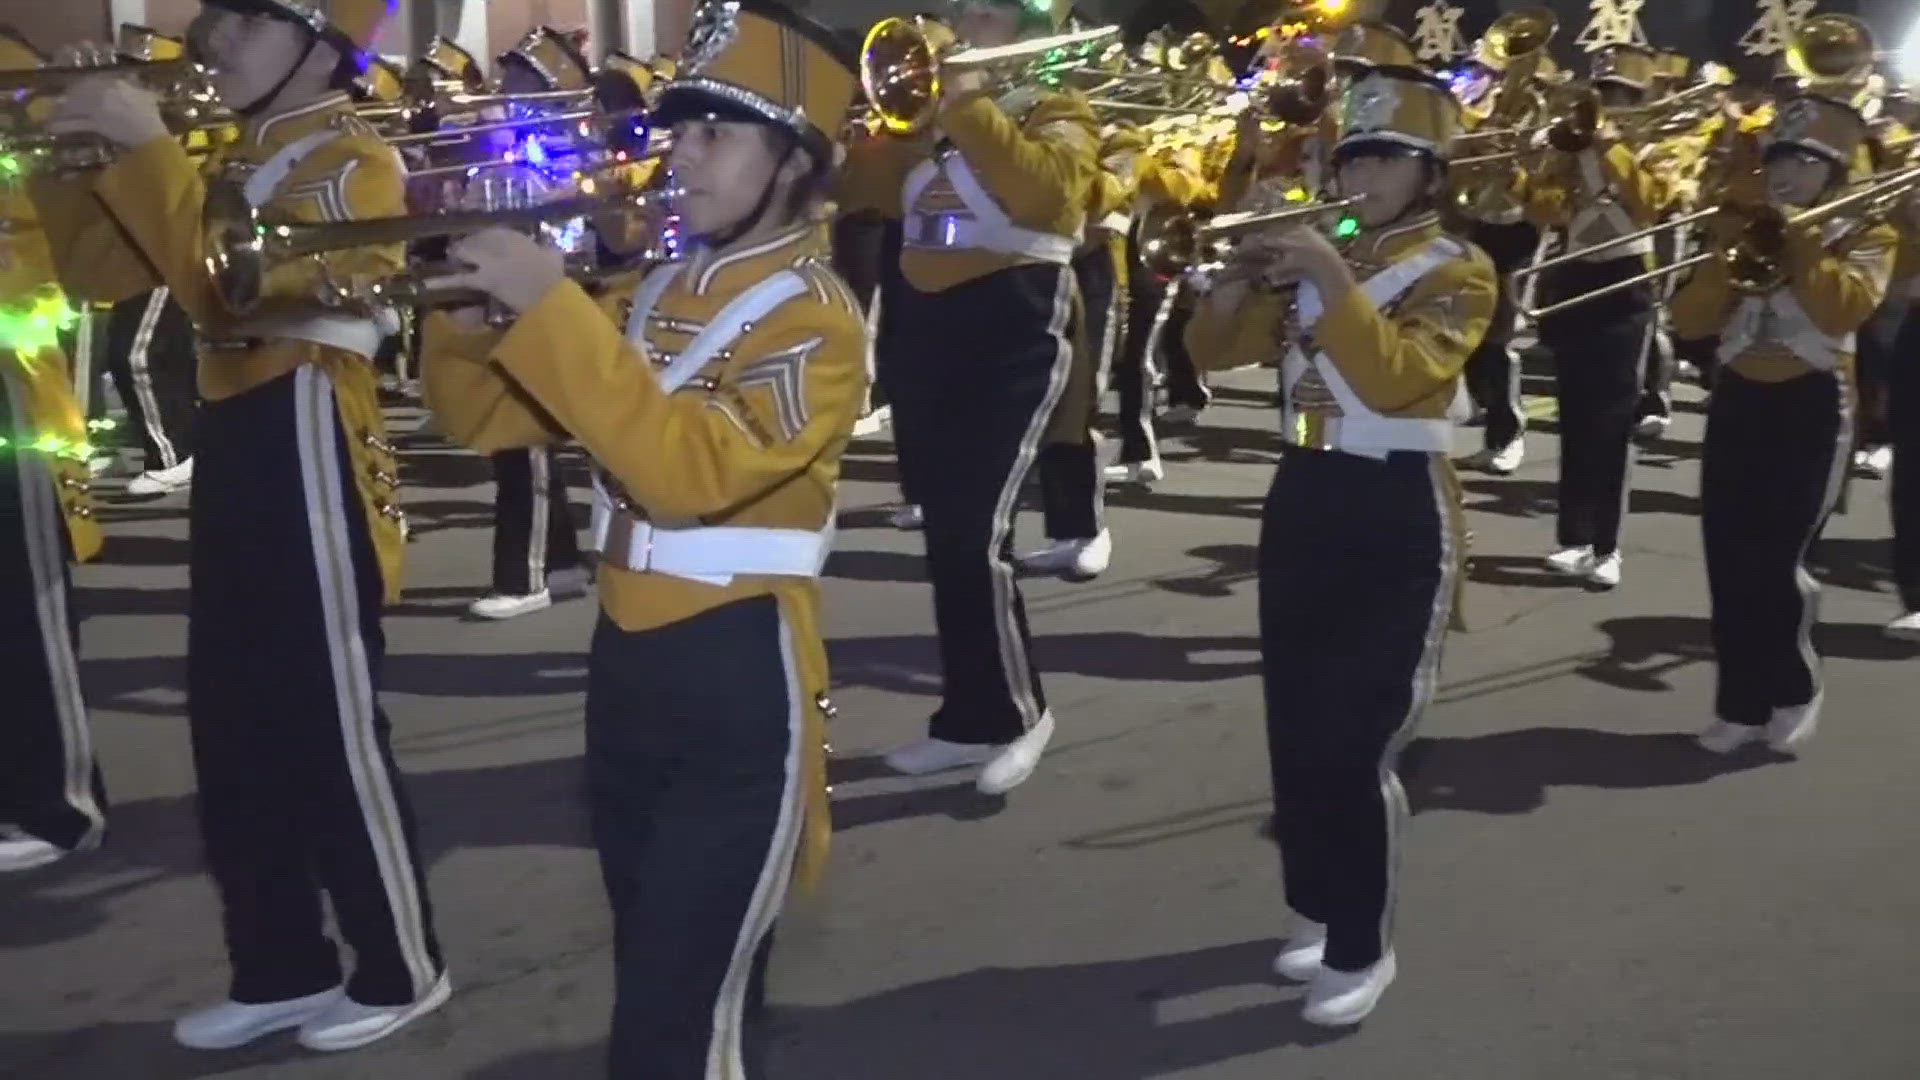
xmin=45 ymin=76 xmax=168 ymax=149
xmin=445 ymin=228 xmax=566 ymax=315
xmin=942 ymin=68 xmax=988 ymax=101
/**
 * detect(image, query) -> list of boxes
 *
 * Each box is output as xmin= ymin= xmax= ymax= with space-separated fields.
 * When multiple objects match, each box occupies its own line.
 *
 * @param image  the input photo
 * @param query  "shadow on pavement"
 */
xmin=1400 ymin=728 xmax=1783 ymax=816
xmin=1581 ymin=615 xmax=1919 ymax=693
xmin=464 ymin=940 xmax=1346 ymax=1080
xmin=0 ymin=1021 xmax=312 ymax=1080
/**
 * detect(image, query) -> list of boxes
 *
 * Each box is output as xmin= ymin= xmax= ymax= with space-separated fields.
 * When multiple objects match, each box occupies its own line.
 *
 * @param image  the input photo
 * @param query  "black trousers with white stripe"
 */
xmin=188 ymin=366 xmax=441 ymax=1006
xmin=490 ymin=445 xmax=582 ymax=596
xmin=890 ymin=263 xmax=1071 ymax=744
xmin=1038 ymin=245 xmax=1115 ymax=542
xmin=0 ymin=373 xmax=106 ymax=852
xmin=586 ymin=596 xmax=800 ymax=1079
xmin=1464 ymin=220 xmax=1537 ymax=452
xmin=1260 ymin=447 xmax=1455 ymax=973
xmin=104 ymin=289 xmax=197 ymax=471
xmin=1702 ymin=370 xmax=1850 ymax=725
xmin=1113 ymin=252 xmax=1170 ymax=466
xmin=1538 ymin=258 xmax=1653 ymax=558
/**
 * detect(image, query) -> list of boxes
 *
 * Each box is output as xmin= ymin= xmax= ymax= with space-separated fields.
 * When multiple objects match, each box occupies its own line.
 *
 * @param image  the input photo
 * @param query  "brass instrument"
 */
xmin=1524 ymin=164 xmax=1920 ymax=320
xmin=1087 ymin=37 xmax=1332 ymax=126
xmin=203 ymin=179 xmax=684 ymax=318
xmin=1 ymin=58 xmax=231 ymax=171
xmin=1450 ymin=83 xmax=1601 ymax=168
xmin=859 ymin=16 xmax=1118 ymax=134
xmin=1142 ymin=195 xmax=1365 ymax=282
xmin=1787 ymin=13 xmax=1876 ymax=90
xmin=1450 ymin=8 xmax=1559 ymax=221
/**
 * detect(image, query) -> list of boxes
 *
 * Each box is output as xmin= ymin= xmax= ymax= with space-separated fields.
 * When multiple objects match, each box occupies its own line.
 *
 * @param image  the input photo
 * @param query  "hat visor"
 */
xmin=653 ymin=85 xmax=781 ymax=130
xmin=1334 ymin=132 xmax=1440 ymax=160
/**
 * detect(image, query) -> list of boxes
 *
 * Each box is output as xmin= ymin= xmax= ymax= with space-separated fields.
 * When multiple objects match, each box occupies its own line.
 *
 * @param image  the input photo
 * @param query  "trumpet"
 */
xmin=1 ymin=57 xmax=231 ymax=171
xmin=1141 ymin=196 xmax=1364 ymax=281
xmin=204 ymin=179 xmax=683 ymax=318
xmin=859 ymin=16 xmax=1118 ymax=134
xmin=1524 ymin=164 xmax=1920 ymax=320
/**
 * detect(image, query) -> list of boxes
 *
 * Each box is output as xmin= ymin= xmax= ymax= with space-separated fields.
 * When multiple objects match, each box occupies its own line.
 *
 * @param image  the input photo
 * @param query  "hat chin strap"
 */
xmin=701 ymin=141 xmax=798 ymax=251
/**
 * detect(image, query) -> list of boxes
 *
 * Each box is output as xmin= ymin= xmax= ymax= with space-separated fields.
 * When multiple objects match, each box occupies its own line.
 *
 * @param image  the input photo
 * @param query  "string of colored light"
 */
xmin=0 ymin=292 xmax=79 ymax=357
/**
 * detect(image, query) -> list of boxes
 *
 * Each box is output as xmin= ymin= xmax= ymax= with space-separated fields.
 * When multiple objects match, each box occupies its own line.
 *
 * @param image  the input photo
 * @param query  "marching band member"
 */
xmin=1883 ymin=96 xmax=1920 ymax=640
xmin=102 ymin=25 xmax=200 ymax=495
xmin=1020 ymin=120 xmax=1139 ymax=579
xmin=1520 ymin=43 xmax=1669 ymax=590
xmin=463 ymin=27 xmax=593 ymax=620
xmin=421 ymin=1 xmax=864 ymax=1071
xmin=1451 ymin=26 xmax=1539 ymax=476
xmin=1674 ymin=94 xmax=1895 ymax=754
xmin=841 ymin=0 xmax=1099 ymax=793
xmin=1105 ymin=126 xmax=1210 ymax=485
xmin=35 ymin=0 xmax=447 ymax=1050
xmin=0 ymin=29 xmax=107 ymax=875
xmin=1188 ymin=64 xmax=1492 ymax=1026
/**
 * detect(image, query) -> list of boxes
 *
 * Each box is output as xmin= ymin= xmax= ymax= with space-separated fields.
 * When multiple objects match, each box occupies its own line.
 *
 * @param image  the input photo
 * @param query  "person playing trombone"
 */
xmin=1673 ymin=93 xmax=1896 ymax=755
xmin=841 ymin=0 xmax=1101 ymax=794
xmin=1517 ymin=43 xmax=1669 ymax=590
xmin=1186 ymin=64 xmax=1494 ymax=1026
xmin=33 ymin=0 xmax=446 ymax=1051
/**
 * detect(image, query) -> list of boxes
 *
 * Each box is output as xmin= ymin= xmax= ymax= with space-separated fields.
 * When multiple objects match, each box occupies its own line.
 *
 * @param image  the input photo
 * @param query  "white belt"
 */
xmin=228 ymin=311 xmax=385 ymax=358
xmin=1284 ymin=413 xmax=1452 ymax=458
xmin=598 ymin=512 xmax=830 ymax=580
xmin=903 ymin=211 xmax=1075 ymax=264
xmin=1096 ymin=211 xmax=1131 ymax=234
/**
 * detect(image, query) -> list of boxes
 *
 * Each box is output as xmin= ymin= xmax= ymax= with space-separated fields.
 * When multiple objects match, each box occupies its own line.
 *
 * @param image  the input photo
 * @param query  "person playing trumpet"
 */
xmin=32 ymin=0 xmax=446 ymax=1052
xmin=841 ymin=0 xmax=1101 ymax=793
xmin=1186 ymin=64 xmax=1494 ymax=1026
xmin=422 ymin=2 xmax=866 ymax=1070
xmin=1673 ymin=93 xmax=1896 ymax=755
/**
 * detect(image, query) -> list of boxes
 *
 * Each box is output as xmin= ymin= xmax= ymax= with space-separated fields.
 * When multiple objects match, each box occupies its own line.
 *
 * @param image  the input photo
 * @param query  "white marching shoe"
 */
xmin=467 ymin=590 xmax=552 ymax=620
xmin=297 ymin=972 xmax=451 ymax=1052
xmin=1271 ymin=917 xmax=1327 ymax=981
xmin=1103 ymin=459 xmax=1165 ymax=486
xmin=883 ymin=738 xmax=997 ymax=776
xmin=1697 ymin=720 xmax=1765 ymax=755
xmin=1544 ymin=546 xmax=1596 ymax=576
xmin=1585 ymin=551 xmax=1623 ymax=590
xmin=1885 ymin=610 xmax=1920 ymax=642
xmin=125 ymin=457 xmax=193 ymax=496
xmin=1302 ymin=952 xmax=1397 ymax=1027
xmin=1855 ymin=446 xmax=1893 ymax=479
xmin=1634 ymin=414 xmax=1671 ymax=439
xmin=1464 ymin=440 xmax=1524 ymax=476
xmin=1765 ymin=692 xmax=1822 ymax=753
xmin=978 ymin=711 xmax=1055 ymax=795
xmin=1017 ymin=530 xmax=1111 ymax=580
xmin=174 ymin=987 xmax=344 ymax=1050
xmin=888 ymin=504 xmax=925 ymax=530
xmin=0 ymin=833 xmax=66 ymax=873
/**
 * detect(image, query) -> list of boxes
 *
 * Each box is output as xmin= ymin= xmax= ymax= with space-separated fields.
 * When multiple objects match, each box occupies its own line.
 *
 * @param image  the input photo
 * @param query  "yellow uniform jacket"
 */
xmin=839 ymin=86 xmax=1099 ymax=293
xmin=1518 ymin=137 xmax=1668 ymax=261
xmin=420 ymin=223 xmax=867 ymax=889
xmin=31 ymin=92 xmax=407 ymax=598
xmin=2 ymin=186 xmax=101 ymax=563
xmin=1187 ymin=212 xmax=1496 ymax=420
xmin=1672 ymin=216 xmax=1896 ymax=389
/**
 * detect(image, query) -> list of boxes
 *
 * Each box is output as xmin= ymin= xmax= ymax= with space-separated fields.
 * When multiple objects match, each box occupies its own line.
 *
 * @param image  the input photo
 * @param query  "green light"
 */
xmin=0 ymin=292 xmax=78 ymax=356
xmin=0 ymin=154 xmax=20 ymax=178
xmin=1334 ymin=216 xmax=1360 ymax=240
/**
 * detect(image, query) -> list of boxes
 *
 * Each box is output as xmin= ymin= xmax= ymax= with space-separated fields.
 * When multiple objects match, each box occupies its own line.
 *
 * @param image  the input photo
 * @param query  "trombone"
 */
xmin=859 ymin=16 xmax=1118 ymax=134
xmin=1523 ymin=164 xmax=1920 ymax=320
xmin=204 ymin=179 xmax=684 ymax=318
xmin=1142 ymin=195 xmax=1364 ymax=281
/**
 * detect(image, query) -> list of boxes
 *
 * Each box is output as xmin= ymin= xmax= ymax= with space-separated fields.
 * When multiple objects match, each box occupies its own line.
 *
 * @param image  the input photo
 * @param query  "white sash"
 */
xmin=590 ymin=264 xmax=831 ymax=582
xmin=1283 ymin=238 xmax=1466 ymax=457
xmin=901 ymin=154 xmax=1078 ymax=263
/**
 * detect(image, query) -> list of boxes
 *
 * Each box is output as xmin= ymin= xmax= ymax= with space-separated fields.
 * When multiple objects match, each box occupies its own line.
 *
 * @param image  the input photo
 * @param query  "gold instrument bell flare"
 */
xmin=1472 ymin=7 xmax=1556 ymax=75
xmin=1788 ymin=14 xmax=1876 ymax=87
xmin=859 ymin=14 xmax=1116 ymax=134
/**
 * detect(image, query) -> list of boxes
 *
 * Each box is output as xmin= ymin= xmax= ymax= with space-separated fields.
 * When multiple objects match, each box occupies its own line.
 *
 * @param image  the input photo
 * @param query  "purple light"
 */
xmin=522 ymin=134 xmax=551 ymax=168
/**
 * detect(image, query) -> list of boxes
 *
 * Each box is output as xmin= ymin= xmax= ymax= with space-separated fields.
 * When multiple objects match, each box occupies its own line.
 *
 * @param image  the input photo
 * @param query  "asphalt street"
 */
xmin=4 ymin=368 xmax=1918 ymax=1080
